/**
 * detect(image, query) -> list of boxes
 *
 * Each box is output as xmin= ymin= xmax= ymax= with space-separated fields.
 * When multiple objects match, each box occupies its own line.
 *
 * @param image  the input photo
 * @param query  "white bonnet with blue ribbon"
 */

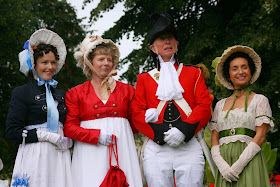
xmin=19 ymin=29 xmax=67 ymax=76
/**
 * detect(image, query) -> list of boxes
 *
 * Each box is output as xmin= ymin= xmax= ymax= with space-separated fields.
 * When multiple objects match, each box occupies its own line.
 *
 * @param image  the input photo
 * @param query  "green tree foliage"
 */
xmin=0 ymin=0 xmax=86 ymax=178
xmin=85 ymin=0 xmax=280 ymax=173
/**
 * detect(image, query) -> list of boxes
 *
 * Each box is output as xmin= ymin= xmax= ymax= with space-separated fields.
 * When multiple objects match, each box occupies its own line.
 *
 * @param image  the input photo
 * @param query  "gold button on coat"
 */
xmin=96 ymin=114 xmax=100 ymax=117
xmin=95 ymin=105 xmax=98 ymax=109
xmin=113 ymin=104 xmax=116 ymax=107
xmin=114 ymin=112 xmax=117 ymax=115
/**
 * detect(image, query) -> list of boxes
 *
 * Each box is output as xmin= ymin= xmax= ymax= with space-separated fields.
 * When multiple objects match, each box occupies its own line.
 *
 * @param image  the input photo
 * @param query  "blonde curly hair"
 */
xmin=74 ymin=35 xmax=120 ymax=79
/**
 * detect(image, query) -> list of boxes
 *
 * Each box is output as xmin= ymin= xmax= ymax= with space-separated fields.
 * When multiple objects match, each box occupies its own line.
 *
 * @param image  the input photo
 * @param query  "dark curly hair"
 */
xmin=33 ymin=43 xmax=59 ymax=65
xmin=222 ymin=52 xmax=256 ymax=86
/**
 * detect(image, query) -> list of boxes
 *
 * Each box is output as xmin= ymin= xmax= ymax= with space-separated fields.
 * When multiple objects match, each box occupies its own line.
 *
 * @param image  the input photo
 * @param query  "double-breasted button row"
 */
xmin=96 ymin=112 xmax=118 ymax=117
xmin=94 ymin=104 xmax=117 ymax=117
xmin=95 ymin=104 xmax=117 ymax=109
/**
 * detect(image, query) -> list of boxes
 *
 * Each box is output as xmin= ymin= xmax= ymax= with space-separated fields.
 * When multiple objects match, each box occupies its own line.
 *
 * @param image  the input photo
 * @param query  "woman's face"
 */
xmin=91 ymin=54 xmax=113 ymax=78
xmin=229 ymin=57 xmax=252 ymax=89
xmin=35 ymin=51 xmax=57 ymax=81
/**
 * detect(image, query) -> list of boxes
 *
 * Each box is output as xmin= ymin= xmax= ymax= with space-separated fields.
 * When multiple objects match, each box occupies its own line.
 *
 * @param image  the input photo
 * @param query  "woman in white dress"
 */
xmin=64 ymin=35 xmax=143 ymax=187
xmin=208 ymin=45 xmax=274 ymax=187
xmin=6 ymin=29 xmax=73 ymax=187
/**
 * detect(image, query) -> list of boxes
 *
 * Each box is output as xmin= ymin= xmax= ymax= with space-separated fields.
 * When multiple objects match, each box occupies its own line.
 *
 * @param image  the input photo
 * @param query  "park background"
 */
xmin=0 ymin=0 xmax=279 ymax=185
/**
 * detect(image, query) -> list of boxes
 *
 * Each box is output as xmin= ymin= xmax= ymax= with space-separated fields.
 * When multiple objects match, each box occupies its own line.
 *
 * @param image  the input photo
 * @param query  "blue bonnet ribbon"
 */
xmin=23 ymin=40 xmax=32 ymax=70
xmin=36 ymin=73 xmax=59 ymax=133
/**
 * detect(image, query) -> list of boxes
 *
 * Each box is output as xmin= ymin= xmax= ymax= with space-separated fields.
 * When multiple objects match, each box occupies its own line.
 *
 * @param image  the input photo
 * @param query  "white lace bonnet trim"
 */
xmin=28 ymin=29 xmax=67 ymax=74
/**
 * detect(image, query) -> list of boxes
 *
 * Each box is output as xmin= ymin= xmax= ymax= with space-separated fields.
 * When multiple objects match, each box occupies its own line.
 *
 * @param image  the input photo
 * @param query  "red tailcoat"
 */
xmin=64 ymin=80 xmax=137 ymax=145
xmin=131 ymin=64 xmax=211 ymax=144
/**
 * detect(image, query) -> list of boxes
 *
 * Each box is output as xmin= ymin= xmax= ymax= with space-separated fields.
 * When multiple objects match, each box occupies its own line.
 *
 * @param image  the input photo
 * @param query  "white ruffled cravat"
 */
xmin=155 ymin=55 xmax=184 ymax=101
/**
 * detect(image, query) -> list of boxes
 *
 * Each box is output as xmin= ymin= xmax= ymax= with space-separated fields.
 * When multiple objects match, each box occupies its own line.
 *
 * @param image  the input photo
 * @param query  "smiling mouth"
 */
xmin=44 ymin=71 xmax=54 ymax=74
xmin=237 ymin=76 xmax=246 ymax=80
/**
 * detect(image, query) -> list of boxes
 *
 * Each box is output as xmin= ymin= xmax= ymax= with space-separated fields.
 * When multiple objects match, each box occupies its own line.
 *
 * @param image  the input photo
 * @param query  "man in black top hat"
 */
xmin=132 ymin=13 xmax=211 ymax=186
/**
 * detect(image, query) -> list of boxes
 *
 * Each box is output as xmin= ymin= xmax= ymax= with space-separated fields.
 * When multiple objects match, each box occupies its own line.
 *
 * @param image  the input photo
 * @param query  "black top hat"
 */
xmin=149 ymin=13 xmax=177 ymax=45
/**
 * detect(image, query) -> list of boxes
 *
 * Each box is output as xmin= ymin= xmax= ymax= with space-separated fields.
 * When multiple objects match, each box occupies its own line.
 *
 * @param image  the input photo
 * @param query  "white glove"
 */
xmin=231 ymin=142 xmax=261 ymax=176
xmin=37 ymin=131 xmax=72 ymax=152
xmin=98 ymin=130 xmax=115 ymax=146
xmin=211 ymin=145 xmax=239 ymax=182
xmin=145 ymin=108 xmax=159 ymax=123
xmin=163 ymin=127 xmax=185 ymax=147
xmin=56 ymin=137 xmax=73 ymax=152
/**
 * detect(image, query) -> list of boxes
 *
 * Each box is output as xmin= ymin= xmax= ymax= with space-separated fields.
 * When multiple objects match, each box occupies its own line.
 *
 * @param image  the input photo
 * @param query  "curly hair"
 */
xmin=222 ymin=52 xmax=256 ymax=86
xmin=83 ymin=42 xmax=118 ymax=79
xmin=33 ymin=43 xmax=59 ymax=65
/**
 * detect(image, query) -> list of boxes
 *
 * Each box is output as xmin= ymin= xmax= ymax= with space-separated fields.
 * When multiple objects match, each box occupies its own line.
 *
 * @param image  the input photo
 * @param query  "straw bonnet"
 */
xmin=74 ymin=35 xmax=119 ymax=78
xmin=216 ymin=45 xmax=262 ymax=90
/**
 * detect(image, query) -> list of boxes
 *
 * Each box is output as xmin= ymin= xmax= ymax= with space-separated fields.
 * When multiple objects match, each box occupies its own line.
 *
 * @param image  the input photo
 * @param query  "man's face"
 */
xmin=150 ymin=33 xmax=179 ymax=62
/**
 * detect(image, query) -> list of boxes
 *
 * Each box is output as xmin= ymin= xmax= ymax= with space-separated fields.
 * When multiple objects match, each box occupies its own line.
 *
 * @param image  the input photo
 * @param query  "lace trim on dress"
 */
xmin=254 ymin=95 xmax=274 ymax=131
xmin=208 ymin=121 xmax=218 ymax=132
xmin=207 ymin=99 xmax=224 ymax=132
xmin=219 ymin=135 xmax=253 ymax=145
xmin=209 ymin=94 xmax=274 ymax=144
xmin=255 ymin=116 xmax=274 ymax=131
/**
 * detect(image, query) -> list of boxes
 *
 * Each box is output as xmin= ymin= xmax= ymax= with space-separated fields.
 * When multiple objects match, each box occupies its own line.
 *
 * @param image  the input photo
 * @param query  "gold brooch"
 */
xmin=154 ymin=73 xmax=159 ymax=80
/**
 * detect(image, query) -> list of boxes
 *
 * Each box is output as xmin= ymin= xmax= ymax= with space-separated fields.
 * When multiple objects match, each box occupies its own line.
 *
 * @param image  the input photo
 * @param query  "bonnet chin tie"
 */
xmin=37 ymin=76 xmax=59 ymax=132
xmin=225 ymin=85 xmax=251 ymax=119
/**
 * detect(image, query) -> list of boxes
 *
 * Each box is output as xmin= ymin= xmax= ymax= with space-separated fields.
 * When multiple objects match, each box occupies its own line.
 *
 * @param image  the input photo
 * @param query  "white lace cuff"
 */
xmin=207 ymin=121 xmax=219 ymax=132
xmin=255 ymin=116 xmax=274 ymax=131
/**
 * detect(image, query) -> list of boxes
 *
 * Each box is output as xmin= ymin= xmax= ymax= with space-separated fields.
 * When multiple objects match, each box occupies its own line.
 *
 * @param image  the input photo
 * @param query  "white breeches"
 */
xmin=143 ymin=136 xmax=205 ymax=187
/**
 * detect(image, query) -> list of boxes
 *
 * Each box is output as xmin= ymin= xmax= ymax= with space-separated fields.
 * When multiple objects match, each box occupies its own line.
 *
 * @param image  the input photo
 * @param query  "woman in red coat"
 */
xmin=64 ymin=35 xmax=142 ymax=187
